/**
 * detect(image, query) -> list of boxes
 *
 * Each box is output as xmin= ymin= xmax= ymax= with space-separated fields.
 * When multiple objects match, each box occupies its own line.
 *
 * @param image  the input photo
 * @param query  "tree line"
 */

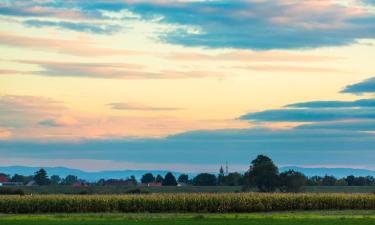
xmin=1 ymin=155 xmax=375 ymax=192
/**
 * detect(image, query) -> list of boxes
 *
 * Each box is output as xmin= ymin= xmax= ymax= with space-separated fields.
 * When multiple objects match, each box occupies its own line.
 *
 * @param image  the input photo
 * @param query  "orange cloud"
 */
xmin=0 ymin=32 xmax=141 ymax=57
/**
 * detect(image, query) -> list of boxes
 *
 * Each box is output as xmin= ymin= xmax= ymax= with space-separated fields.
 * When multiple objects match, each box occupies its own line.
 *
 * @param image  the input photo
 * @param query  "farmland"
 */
xmin=1 ymin=211 xmax=375 ymax=225
xmin=1 ymin=193 xmax=375 ymax=214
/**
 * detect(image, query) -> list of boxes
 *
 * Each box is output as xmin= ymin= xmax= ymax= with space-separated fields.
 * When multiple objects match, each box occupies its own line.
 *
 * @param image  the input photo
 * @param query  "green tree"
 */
xmin=62 ymin=175 xmax=78 ymax=185
xmin=322 ymin=175 xmax=337 ymax=186
xmin=11 ymin=174 xmax=32 ymax=184
xmin=162 ymin=172 xmax=177 ymax=186
xmin=50 ymin=175 xmax=61 ymax=185
xmin=225 ymin=172 xmax=244 ymax=186
xmin=279 ymin=170 xmax=307 ymax=192
xmin=141 ymin=173 xmax=155 ymax=184
xmin=192 ymin=173 xmax=217 ymax=186
xmin=245 ymin=155 xmax=279 ymax=192
xmin=177 ymin=174 xmax=189 ymax=184
xmin=130 ymin=175 xmax=138 ymax=185
xmin=155 ymin=174 xmax=164 ymax=183
xmin=34 ymin=168 xmax=50 ymax=185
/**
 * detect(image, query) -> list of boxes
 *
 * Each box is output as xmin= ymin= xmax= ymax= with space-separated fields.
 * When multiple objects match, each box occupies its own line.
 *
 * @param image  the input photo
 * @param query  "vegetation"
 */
xmin=2 ymin=155 xmax=375 ymax=194
xmin=162 ymin=172 xmax=177 ymax=186
xmin=0 ymin=193 xmax=375 ymax=213
xmin=1 ymin=211 xmax=375 ymax=225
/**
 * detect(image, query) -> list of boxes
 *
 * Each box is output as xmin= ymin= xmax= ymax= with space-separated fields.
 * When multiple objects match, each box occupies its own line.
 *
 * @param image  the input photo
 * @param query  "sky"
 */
xmin=0 ymin=0 xmax=375 ymax=172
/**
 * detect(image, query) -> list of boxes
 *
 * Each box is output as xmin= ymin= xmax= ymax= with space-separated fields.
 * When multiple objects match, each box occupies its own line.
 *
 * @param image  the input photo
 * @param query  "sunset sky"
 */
xmin=1 ymin=0 xmax=375 ymax=172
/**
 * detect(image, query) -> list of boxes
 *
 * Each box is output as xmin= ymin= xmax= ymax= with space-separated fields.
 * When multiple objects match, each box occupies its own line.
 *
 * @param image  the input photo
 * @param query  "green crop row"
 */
xmin=1 ymin=193 xmax=375 ymax=213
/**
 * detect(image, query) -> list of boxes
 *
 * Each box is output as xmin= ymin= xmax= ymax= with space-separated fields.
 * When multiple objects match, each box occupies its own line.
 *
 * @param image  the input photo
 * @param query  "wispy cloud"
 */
xmin=24 ymin=19 xmax=122 ymax=34
xmin=287 ymin=98 xmax=375 ymax=108
xmin=109 ymin=102 xmax=182 ymax=111
xmin=2 ymin=1 xmax=375 ymax=49
xmin=15 ymin=60 xmax=228 ymax=79
xmin=0 ymin=32 xmax=141 ymax=57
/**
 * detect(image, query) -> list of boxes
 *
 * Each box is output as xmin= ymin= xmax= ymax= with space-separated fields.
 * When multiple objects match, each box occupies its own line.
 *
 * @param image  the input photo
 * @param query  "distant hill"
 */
xmin=1 ymin=166 xmax=374 ymax=182
xmin=0 ymin=166 xmax=192 ymax=182
xmin=280 ymin=166 xmax=375 ymax=178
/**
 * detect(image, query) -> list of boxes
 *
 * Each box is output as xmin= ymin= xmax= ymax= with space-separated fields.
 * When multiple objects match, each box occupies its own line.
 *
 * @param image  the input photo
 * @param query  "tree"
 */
xmin=322 ymin=175 xmax=337 ymax=186
xmin=279 ymin=170 xmax=307 ymax=192
xmin=11 ymin=174 xmax=32 ymax=184
xmin=50 ymin=175 xmax=61 ymax=185
xmin=345 ymin=175 xmax=355 ymax=186
xmin=141 ymin=173 xmax=155 ymax=184
xmin=155 ymin=174 xmax=164 ymax=183
xmin=307 ymin=176 xmax=323 ymax=186
xmin=62 ymin=175 xmax=78 ymax=185
xmin=192 ymin=173 xmax=217 ymax=186
xmin=177 ymin=174 xmax=189 ymax=184
xmin=225 ymin=172 xmax=244 ymax=186
xmin=130 ymin=175 xmax=138 ymax=185
xmin=245 ymin=155 xmax=279 ymax=192
xmin=162 ymin=172 xmax=177 ymax=186
xmin=34 ymin=168 xmax=50 ymax=185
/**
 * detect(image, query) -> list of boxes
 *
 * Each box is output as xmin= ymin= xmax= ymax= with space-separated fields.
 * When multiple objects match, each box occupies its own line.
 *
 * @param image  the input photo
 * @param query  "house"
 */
xmin=0 ymin=175 xmax=9 ymax=185
xmin=1 ymin=182 xmax=23 ymax=186
xmin=177 ymin=182 xmax=187 ymax=187
xmin=26 ymin=180 xmax=37 ymax=186
xmin=147 ymin=182 xmax=162 ymax=187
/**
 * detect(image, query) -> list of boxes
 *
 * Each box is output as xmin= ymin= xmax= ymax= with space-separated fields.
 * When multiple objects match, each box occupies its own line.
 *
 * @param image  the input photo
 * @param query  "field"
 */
xmin=1 ymin=193 xmax=375 ymax=213
xmin=1 ymin=211 xmax=375 ymax=225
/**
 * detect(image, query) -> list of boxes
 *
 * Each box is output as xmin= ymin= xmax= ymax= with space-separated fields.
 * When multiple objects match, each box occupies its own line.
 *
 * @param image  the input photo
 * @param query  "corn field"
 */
xmin=1 ymin=193 xmax=375 ymax=213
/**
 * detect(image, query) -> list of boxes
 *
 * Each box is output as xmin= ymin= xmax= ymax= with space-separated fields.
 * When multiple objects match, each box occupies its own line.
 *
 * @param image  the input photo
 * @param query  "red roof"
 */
xmin=147 ymin=182 xmax=162 ymax=187
xmin=0 ymin=175 xmax=8 ymax=183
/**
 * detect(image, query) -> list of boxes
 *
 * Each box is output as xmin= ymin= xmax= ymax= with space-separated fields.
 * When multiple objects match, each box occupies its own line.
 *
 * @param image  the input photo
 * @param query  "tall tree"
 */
xmin=177 ymin=174 xmax=189 ymax=184
xmin=192 ymin=173 xmax=217 ymax=186
xmin=34 ymin=168 xmax=50 ymax=185
xmin=162 ymin=172 xmax=177 ymax=186
xmin=155 ymin=174 xmax=164 ymax=183
xmin=50 ymin=175 xmax=61 ymax=185
xmin=141 ymin=173 xmax=155 ymax=184
xmin=245 ymin=155 xmax=279 ymax=192
xmin=279 ymin=170 xmax=307 ymax=192
xmin=62 ymin=175 xmax=78 ymax=185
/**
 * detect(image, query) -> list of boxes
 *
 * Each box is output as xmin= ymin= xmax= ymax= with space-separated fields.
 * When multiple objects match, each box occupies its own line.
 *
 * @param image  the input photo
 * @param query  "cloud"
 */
xmin=23 ymin=19 xmax=122 ymax=34
xmin=3 ymin=1 xmax=375 ymax=49
xmin=167 ymin=50 xmax=339 ymax=62
xmin=341 ymin=76 xmax=375 ymax=94
xmin=287 ymin=98 xmax=375 ymax=108
xmin=240 ymin=108 xmax=375 ymax=122
xmin=0 ymin=95 xmax=66 ymax=127
xmin=124 ymin=0 xmax=375 ymax=49
xmin=296 ymin=120 xmax=375 ymax=131
xmin=0 ymin=32 xmax=141 ymax=57
xmin=39 ymin=116 xmax=79 ymax=127
xmin=16 ymin=60 xmax=227 ymax=79
xmin=109 ymin=102 xmax=182 ymax=111
xmin=237 ymin=65 xmax=346 ymax=74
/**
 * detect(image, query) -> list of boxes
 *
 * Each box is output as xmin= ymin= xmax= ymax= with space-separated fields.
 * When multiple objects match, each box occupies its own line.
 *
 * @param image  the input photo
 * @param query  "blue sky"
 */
xmin=0 ymin=0 xmax=375 ymax=172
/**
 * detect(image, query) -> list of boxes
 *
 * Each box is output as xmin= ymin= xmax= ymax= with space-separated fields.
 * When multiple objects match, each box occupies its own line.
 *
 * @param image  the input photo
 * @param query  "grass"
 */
xmin=0 ymin=211 xmax=375 ymax=225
